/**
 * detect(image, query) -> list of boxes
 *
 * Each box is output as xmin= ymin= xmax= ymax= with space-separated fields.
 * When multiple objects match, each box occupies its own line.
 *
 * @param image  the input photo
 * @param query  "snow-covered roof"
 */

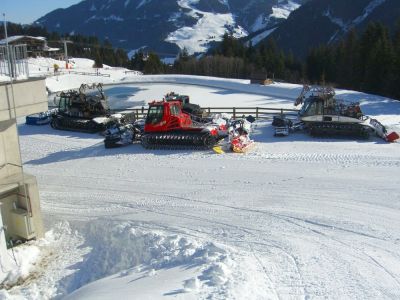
xmin=0 ymin=35 xmax=47 ymax=45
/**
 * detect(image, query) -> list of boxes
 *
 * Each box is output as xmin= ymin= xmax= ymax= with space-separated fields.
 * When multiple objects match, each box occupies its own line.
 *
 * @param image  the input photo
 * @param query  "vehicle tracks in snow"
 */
xmin=41 ymin=179 xmax=400 ymax=292
xmin=106 ymin=202 xmax=308 ymax=299
xmin=100 ymin=191 xmax=400 ymax=298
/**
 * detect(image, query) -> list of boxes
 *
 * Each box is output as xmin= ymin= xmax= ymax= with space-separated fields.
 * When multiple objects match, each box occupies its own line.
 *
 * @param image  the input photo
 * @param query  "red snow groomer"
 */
xmin=141 ymin=100 xmax=220 ymax=149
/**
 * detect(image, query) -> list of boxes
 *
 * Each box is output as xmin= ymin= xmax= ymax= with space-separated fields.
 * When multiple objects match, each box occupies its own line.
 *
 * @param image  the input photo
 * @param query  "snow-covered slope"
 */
xmin=2 ymin=58 xmax=399 ymax=299
xmin=35 ymin=0 xmax=305 ymax=56
xmin=165 ymin=0 xmax=247 ymax=54
xmin=252 ymin=0 xmax=301 ymax=32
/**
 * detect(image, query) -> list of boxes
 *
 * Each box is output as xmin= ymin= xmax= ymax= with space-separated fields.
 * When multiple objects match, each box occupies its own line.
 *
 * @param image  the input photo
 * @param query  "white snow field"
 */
xmin=1 ymin=59 xmax=400 ymax=299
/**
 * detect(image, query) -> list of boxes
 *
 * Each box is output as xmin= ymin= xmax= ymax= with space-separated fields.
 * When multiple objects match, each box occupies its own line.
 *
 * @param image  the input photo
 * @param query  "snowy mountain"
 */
xmin=268 ymin=0 xmax=400 ymax=58
xmin=35 ymin=0 xmax=305 ymax=56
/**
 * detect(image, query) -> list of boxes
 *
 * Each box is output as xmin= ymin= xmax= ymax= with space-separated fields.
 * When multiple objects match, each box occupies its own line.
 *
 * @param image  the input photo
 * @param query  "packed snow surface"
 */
xmin=2 ymin=58 xmax=400 ymax=299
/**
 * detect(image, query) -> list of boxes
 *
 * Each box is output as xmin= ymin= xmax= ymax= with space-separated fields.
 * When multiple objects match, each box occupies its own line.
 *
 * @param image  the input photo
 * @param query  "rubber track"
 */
xmin=51 ymin=116 xmax=104 ymax=134
xmin=141 ymin=131 xmax=217 ymax=150
xmin=309 ymin=122 xmax=370 ymax=139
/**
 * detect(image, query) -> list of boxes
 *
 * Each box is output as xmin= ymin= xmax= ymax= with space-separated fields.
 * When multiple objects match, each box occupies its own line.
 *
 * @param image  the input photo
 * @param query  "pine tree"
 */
xmin=93 ymin=51 xmax=103 ymax=68
xmin=115 ymin=48 xmax=128 ymax=67
xmin=386 ymin=20 xmax=400 ymax=99
xmin=360 ymin=23 xmax=394 ymax=94
xmin=130 ymin=51 xmax=145 ymax=71
xmin=335 ymin=29 xmax=360 ymax=89
xmin=143 ymin=52 xmax=163 ymax=74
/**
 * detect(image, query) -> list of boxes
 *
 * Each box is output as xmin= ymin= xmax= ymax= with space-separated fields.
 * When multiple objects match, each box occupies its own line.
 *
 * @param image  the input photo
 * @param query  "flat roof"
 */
xmin=0 ymin=35 xmax=46 ymax=45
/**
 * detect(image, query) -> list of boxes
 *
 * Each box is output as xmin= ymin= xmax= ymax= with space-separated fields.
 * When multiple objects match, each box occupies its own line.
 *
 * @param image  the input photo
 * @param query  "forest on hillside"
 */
xmin=2 ymin=21 xmax=400 ymax=100
xmin=161 ymin=22 xmax=400 ymax=100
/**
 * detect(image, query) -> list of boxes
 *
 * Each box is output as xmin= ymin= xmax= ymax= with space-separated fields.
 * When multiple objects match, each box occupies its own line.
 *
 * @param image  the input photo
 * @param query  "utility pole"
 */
xmin=61 ymin=39 xmax=72 ymax=69
xmin=3 ymin=13 xmax=13 ymax=79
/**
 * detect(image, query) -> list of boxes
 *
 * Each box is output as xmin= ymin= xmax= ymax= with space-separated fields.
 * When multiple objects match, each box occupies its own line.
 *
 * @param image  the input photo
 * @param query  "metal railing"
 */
xmin=0 ymin=44 xmax=29 ymax=79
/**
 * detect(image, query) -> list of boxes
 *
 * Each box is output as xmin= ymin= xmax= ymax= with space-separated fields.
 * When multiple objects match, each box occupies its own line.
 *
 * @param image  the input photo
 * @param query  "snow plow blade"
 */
xmin=369 ymin=118 xmax=399 ymax=142
xmin=386 ymin=131 xmax=399 ymax=143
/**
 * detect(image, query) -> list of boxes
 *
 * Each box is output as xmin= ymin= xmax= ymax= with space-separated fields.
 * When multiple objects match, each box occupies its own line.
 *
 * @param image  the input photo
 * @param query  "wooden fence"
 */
xmin=114 ymin=106 xmax=299 ymax=120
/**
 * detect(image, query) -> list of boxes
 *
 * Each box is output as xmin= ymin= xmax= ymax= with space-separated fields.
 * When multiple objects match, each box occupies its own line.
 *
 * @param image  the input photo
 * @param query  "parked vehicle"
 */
xmin=141 ymin=100 xmax=221 ymax=150
xmin=51 ymin=83 xmax=112 ymax=133
xmin=272 ymin=85 xmax=399 ymax=142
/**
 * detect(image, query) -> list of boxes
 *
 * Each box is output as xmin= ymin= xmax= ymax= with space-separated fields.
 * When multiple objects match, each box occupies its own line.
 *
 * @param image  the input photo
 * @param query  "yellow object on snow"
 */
xmin=212 ymin=146 xmax=225 ymax=154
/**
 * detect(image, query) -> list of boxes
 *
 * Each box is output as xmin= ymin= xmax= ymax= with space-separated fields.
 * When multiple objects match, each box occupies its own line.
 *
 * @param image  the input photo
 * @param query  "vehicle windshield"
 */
xmin=299 ymin=98 xmax=313 ymax=116
xmin=58 ymin=96 xmax=69 ymax=112
xmin=300 ymin=97 xmax=323 ymax=116
xmin=146 ymin=105 xmax=164 ymax=124
xmin=170 ymin=104 xmax=180 ymax=116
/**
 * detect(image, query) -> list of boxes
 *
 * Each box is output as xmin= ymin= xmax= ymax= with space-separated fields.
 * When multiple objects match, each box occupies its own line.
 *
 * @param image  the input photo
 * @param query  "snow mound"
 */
xmin=2 ymin=221 xmax=263 ymax=299
xmin=0 ymin=243 xmax=40 ymax=288
xmin=60 ymin=221 xmax=236 ymax=299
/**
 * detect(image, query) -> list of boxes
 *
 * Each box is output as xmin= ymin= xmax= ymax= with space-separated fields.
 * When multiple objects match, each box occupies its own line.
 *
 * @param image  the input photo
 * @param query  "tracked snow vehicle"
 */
xmin=141 ymin=100 xmax=219 ymax=150
xmin=51 ymin=83 xmax=112 ymax=133
xmin=295 ymin=85 xmax=371 ymax=138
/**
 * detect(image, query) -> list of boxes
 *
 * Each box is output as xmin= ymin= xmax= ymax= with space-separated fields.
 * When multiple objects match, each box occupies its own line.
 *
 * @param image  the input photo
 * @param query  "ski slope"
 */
xmin=2 ymin=61 xmax=400 ymax=299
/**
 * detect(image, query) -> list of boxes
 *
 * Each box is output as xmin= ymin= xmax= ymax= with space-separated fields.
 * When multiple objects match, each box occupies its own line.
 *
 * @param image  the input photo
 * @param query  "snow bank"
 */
xmin=3 ymin=220 xmax=236 ymax=299
xmin=61 ymin=221 xmax=236 ymax=299
xmin=0 ymin=242 xmax=41 ymax=288
xmin=56 ymin=220 xmax=272 ymax=300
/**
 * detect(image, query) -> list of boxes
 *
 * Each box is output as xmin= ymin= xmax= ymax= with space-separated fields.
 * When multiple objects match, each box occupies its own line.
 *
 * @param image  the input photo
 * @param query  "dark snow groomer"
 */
xmin=273 ymin=85 xmax=399 ymax=142
xmin=51 ymin=83 xmax=111 ymax=133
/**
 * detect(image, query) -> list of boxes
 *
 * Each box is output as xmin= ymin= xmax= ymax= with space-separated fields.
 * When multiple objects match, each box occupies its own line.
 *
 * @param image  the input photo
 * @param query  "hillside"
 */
xmin=268 ymin=0 xmax=400 ymax=58
xmin=35 ymin=0 xmax=305 ymax=56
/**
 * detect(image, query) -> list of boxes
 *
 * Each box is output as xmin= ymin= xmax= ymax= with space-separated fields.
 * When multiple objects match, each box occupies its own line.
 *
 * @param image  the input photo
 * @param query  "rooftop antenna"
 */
xmin=3 ymin=13 xmax=13 ymax=78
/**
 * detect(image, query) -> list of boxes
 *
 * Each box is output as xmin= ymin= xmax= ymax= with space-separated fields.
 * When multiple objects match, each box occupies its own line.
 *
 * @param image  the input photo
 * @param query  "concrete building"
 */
xmin=0 ymin=78 xmax=47 ymax=252
xmin=0 ymin=36 xmax=61 ymax=58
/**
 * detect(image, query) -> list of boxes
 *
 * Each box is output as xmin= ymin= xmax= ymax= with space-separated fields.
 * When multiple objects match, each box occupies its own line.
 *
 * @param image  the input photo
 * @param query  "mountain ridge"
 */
xmin=268 ymin=0 xmax=400 ymax=58
xmin=35 ymin=0 xmax=305 ymax=57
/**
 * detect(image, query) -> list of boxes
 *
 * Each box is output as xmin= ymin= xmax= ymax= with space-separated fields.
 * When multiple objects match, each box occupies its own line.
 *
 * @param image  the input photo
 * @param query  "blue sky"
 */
xmin=2 ymin=0 xmax=82 ymax=24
